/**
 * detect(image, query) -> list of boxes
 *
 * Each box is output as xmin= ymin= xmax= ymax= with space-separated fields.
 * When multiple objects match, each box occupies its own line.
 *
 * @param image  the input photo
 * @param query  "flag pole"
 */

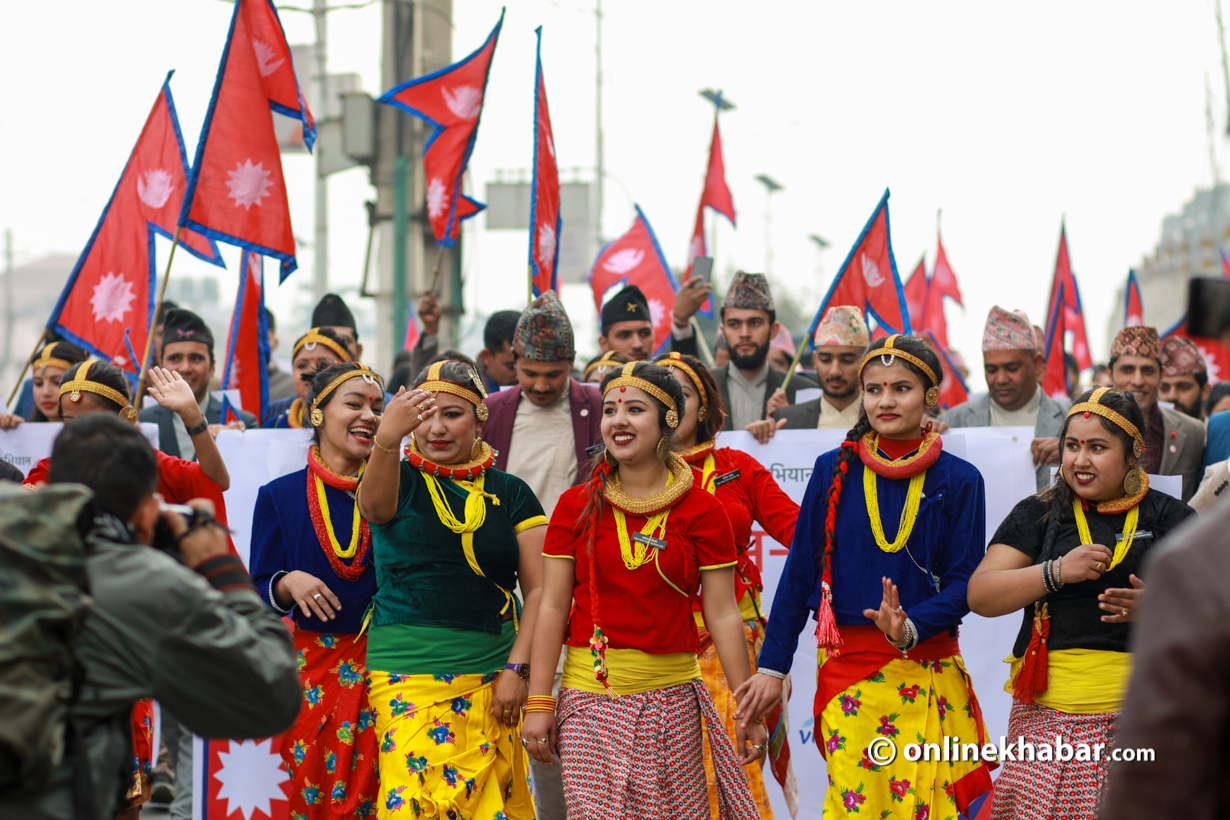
xmin=136 ymin=227 xmax=182 ymax=407
xmin=428 ymin=243 xmax=447 ymax=295
xmin=690 ymin=317 xmax=716 ymax=368
xmin=6 ymin=329 xmax=48 ymax=408
xmin=527 ymin=265 xmax=534 ymax=306
xmin=780 ymin=330 xmax=811 ymax=393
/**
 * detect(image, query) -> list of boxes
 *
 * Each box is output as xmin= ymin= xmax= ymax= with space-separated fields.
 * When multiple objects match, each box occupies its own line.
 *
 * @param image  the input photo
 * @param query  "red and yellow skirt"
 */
xmin=282 ymin=630 xmax=379 ymax=819
xmin=121 ymin=698 xmax=155 ymax=810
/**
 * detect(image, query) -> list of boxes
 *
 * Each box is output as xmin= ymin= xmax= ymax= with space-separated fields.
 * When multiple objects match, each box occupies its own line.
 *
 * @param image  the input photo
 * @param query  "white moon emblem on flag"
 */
xmin=252 ymin=39 xmax=285 ymax=77
xmin=537 ymin=223 xmax=557 ymax=268
xmin=427 ymin=178 xmax=448 ymax=221
xmin=226 ymin=160 xmax=274 ymax=210
xmin=861 ymin=252 xmax=885 ymax=288
xmin=137 ymin=169 xmax=174 ymax=208
xmin=604 ymin=249 xmax=644 ymax=274
xmin=442 ymin=85 xmax=483 ymax=120
xmin=213 ymin=738 xmax=289 ymax=820
xmin=91 ymin=272 xmax=136 ymax=323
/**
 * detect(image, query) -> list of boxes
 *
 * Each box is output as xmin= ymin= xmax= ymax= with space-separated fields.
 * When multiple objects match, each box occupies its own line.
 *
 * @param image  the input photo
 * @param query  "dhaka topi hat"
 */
xmin=514 ymin=290 xmax=576 ymax=362
xmin=722 ymin=271 xmax=775 ymax=312
xmin=1111 ymin=326 xmax=1162 ymax=364
xmin=161 ymin=308 xmax=214 ymax=354
xmin=1162 ymin=336 xmax=1206 ymax=377
xmin=770 ymin=324 xmax=795 ymax=354
xmin=982 ymin=306 xmax=1037 ymax=352
xmin=601 ymin=284 xmax=651 ymax=333
xmin=312 ymin=292 xmax=357 ymax=330
xmin=813 ymin=305 xmax=870 ymax=348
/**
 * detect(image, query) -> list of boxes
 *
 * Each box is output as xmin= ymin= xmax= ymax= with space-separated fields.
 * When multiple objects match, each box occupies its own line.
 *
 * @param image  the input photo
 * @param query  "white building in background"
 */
xmin=1110 ymin=185 xmax=1230 ymax=352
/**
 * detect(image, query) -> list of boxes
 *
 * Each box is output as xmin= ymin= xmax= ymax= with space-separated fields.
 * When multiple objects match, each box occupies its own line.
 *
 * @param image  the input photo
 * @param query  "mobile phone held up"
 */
xmin=1187 ymin=277 xmax=1230 ymax=338
xmin=689 ymin=256 xmax=714 ymax=287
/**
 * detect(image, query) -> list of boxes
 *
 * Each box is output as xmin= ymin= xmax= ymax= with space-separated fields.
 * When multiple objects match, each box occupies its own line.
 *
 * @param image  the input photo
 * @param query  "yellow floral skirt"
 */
xmin=367 ymin=670 xmax=534 ymax=819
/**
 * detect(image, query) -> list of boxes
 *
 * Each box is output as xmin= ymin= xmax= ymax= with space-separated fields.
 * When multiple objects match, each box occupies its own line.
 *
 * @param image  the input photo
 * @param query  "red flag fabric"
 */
xmin=180 ymin=0 xmax=315 ymax=283
xmin=48 ymin=74 xmax=224 ymax=375
xmin=529 ymin=26 xmax=560 ymax=298
xmin=930 ymin=233 xmax=963 ymax=306
xmin=221 ymin=251 xmax=271 ymax=420
xmin=923 ymin=331 xmax=969 ymax=411
xmin=1163 ymin=317 xmax=1228 ymax=385
xmin=684 ymin=99 xmax=736 ymax=317
xmin=379 ymin=11 xmax=502 ymax=247
xmin=1042 ymin=292 xmax=1070 ymax=400
xmin=1221 ymin=245 xmax=1230 ymax=278
xmin=402 ymin=299 xmax=421 ymax=352
xmin=1045 ymin=224 xmax=1093 ymax=371
xmin=808 ymin=189 xmax=911 ymax=345
xmin=589 ymin=205 xmax=678 ymax=355
xmin=903 ymin=256 xmax=928 ymax=329
xmin=1124 ymin=270 xmax=1144 ymax=327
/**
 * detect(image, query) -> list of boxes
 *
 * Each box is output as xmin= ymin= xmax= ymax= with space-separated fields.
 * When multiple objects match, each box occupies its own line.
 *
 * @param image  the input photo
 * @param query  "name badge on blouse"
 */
xmin=1117 ymin=530 xmax=1153 ymax=542
xmin=586 ymin=443 xmax=606 ymax=458
xmin=714 ymin=469 xmax=741 ymax=487
xmin=631 ymin=532 xmax=668 ymax=550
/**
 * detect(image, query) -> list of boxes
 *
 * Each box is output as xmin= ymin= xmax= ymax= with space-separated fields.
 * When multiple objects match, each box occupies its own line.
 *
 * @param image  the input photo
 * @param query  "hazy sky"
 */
xmin=3 ymin=1 xmax=1227 ymax=390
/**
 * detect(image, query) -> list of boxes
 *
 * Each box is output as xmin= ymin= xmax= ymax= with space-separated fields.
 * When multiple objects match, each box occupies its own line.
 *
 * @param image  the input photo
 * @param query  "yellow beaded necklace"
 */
xmin=1073 ymin=501 xmax=1139 ymax=572
xmin=863 ymin=453 xmax=926 ymax=553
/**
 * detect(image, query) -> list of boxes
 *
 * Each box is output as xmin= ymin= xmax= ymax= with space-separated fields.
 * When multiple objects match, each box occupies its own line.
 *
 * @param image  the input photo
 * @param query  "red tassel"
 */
xmin=1012 ymin=603 xmax=1050 ymax=703
xmin=814 ymin=585 xmax=843 ymax=656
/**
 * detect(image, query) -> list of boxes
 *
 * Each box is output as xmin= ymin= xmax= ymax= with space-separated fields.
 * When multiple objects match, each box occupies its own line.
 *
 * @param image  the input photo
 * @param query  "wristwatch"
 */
xmin=504 ymin=663 xmax=530 ymax=680
xmin=185 ymin=418 xmax=209 ymax=437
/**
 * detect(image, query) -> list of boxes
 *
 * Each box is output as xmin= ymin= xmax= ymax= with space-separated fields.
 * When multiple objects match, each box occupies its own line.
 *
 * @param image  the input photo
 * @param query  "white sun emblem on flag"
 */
xmin=861 ymin=253 xmax=884 ymax=288
xmin=537 ymin=223 xmax=556 ymax=267
xmin=648 ymin=298 xmax=668 ymax=330
xmin=137 ymin=169 xmax=174 ymax=208
xmin=213 ymin=738 xmax=289 ymax=820
xmin=1198 ymin=343 xmax=1222 ymax=382
xmin=442 ymin=85 xmax=483 ymax=120
xmin=252 ymin=39 xmax=285 ymax=77
xmin=226 ymin=160 xmax=274 ymax=210
xmin=604 ymin=248 xmax=644 ymax=274
xmin=227 ymin=357 xmax=242 ymax=386
xmin=427 ymin=178 xmax=448 ymax=221
xmin=91 ymin=272 xmax=136 ymax=323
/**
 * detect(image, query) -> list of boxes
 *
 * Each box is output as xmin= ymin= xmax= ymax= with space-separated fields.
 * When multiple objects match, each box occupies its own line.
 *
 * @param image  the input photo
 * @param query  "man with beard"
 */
xmin=773 ymin=305 xmax=868 ymax=430
xmin=711 ymin=271 xmax=816 ymax=443
xmin=1159 ymin=336 xmax=1210 ymax=420
xmin=939 ymin=306 xmax=1067 ymax=491
xmin=1109 ymin=325 xmax=1205 ymax=501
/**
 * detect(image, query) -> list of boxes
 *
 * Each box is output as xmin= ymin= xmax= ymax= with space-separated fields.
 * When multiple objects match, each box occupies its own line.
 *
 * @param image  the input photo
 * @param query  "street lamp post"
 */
xmin=754 ymin=174 xmax=783 ymax=276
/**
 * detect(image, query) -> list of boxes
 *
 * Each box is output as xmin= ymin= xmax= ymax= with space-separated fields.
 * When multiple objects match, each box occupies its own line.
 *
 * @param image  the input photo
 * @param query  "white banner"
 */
xmin=0 ymin=422 xmax=160 ymax=479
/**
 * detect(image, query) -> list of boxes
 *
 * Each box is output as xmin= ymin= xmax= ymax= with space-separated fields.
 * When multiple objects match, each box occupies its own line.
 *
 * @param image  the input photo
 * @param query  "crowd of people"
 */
xmin=2 ymin=267 xmax=1228 ymax=820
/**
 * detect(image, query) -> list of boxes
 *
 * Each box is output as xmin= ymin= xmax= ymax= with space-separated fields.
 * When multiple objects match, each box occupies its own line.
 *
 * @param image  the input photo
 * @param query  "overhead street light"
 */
xmin=755 ymin=175 xmax=783 ymax=275
xmin=699 ymin=89 xmax=736 ymax=110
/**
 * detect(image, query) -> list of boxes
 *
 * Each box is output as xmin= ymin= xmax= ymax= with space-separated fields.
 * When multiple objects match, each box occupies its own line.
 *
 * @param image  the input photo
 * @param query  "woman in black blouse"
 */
xmin=967 ymin=387 xmax=1193 ymax=820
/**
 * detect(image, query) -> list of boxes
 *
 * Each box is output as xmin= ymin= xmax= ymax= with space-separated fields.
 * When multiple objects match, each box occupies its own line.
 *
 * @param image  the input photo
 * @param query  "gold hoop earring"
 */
xmin=603 ymin=448 xmax=619 ymax=468
xmin=1123 ymin=466 xmax=1144 ymax=496
xmin=471 ymin=438 xmax=484 ymax=461
xmin=656 ymin=436 xmax=670 ymax=461
xmin=697 ymin=405 xmax=708 ymax=422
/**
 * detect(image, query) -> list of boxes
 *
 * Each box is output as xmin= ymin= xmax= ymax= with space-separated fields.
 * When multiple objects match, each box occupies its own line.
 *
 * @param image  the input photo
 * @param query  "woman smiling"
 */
xmin=249 ymin=361 xmax=386 ymax=818
xmin=967 ymin=387 xmax=1193 ymax=819
xmin=523 ymin=360 xmax=764 ymax=819
xmin=0 ymin=341 xmax=88 ymax=429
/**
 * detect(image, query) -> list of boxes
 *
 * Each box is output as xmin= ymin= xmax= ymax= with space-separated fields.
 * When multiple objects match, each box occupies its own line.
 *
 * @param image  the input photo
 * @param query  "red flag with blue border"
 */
xmin=1042 ymin=288 xmax=1070 ymax=400
xmin=47 ymin=73 xmax=224 ymax=376
xmin=180 ymin=0 xmax=315 ymax=283
xmin=402 ymin=299 xmax=421 ymax=352
xmin=903 ymin=255 xmax=928 ymax=329
xmin=1161 ymin=250 xmax=1230 ymax=384
xmin=920 ymin=231 xmax=963 ymax=349
xmin=922 ymin=331 xmax=969 ymax=411
xmin=589 ymin=205 xmax=678 ymax=355
xmin=684 ymin=94 xmax=735 ymax=315
xmin=1124 ymin=270 xmax=1144 ymax=327
xmin=221 ymin=251 xmax=271 ymax=420
xmin=378 ymin=11 xmax=502 ymax=246
xmin=808 ymin=189 xmax=911 ymax=347
xmin=1045 ymin=223 xmax=1092 ymax=371
xmin=529 ymin=26 xmax=560 ymax=297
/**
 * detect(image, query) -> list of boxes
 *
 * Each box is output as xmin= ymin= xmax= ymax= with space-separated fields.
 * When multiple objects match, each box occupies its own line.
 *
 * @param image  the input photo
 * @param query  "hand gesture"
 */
xmin=736 ymin=720 xmax=769 ymax=766
xmin=274 ymin=570 xmax=342 ymax=621
xmin=744 ymin=417 xmax=787 ymax=444
xmin=489 ymin=669 xmax=528 ymax=727
xmin=521 ymin=712 xmax=558 ymax=766
xmin=207 ymin=421 xmax=247 ymax=440
xmin=862 ymin=576 xmax=907 ymax=643
xmin=146 ymin=367 xmax=202 ymax=423
xmin=1058 ymin=544 xmax=1114 ymax=584
xmin=1031 ymin=437 xmax=1061 ymax=467
xmin=1099 ymin=573 xmax=1145 ymax=623
xmin=0 ymin=414 xmax=24 ymax=430
xmin=732 ymin=673 xmax=783 ymax=727
xmin=376 ymin=387 xmax=437 ymax=445
xmin=672 ymin=276 xmax=712 ymax=324
xmin=418 ymin=293 xmax=442 ymax=336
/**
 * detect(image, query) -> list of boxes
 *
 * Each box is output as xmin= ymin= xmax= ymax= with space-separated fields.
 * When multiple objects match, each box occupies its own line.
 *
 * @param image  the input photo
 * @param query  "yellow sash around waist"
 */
xmin=561 ymin=644 xmax=701 ymax=697
xmin=694 ymin=589 xmax=761 ymax=631
xmin=1004 ymin=648 xmax=1133 ymax=714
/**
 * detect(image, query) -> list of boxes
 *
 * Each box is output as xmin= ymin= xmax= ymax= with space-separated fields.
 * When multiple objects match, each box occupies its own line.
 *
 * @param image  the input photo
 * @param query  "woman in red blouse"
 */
xmin=523 ymin=361 xmax=766 ymax=819
xmin=654 ymin=350 xmax=799 ymax=817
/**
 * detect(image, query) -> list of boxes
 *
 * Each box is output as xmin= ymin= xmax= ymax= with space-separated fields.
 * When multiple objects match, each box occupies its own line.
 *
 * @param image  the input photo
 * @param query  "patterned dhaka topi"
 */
xmin=723 ymin=272 xmax=775 ymax=312
xmin=982 ymin=306 xmax=1037 ymax=352
xmin=513 ymin=290 xmax=575 ymax=362
xmin=814 ymin=305 xmax=870 ymax=348
xmin=1162 ymin=336 xmax=1206 ymax=377
xmin=1110 ymin=326 xmax=1161 ymax=363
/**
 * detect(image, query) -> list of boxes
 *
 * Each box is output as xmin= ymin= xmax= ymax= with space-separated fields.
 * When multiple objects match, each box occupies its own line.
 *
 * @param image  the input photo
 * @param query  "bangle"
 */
xmin=185 ymin=419 xmax=209 ymax=437
xmin=757 ymin=668 xmax=787 ymax=680
xmin=1054 ymin=555 xmax=1064 ymax=589
xmin=525 ymin=696 xmax=557 ymax=714
xmin=372 ymin=437 xmax=399 ymax=456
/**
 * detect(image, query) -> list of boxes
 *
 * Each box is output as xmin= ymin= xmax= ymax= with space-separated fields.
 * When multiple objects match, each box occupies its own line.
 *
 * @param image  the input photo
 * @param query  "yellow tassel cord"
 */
xmin=315 ymin=462 xmax=365 ymax=558
xmin=1073 ymin=501 xmax=1139 ymax=571
xmin=864 ymin=467 xmax=927 ymax=553
xmin=700 ymin=452 xmax=718 ymax=495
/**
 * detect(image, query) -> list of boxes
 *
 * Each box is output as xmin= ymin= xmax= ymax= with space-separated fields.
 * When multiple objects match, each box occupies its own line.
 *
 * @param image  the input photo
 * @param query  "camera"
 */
xmin=151 ymin=503 xmax=221 ymax=558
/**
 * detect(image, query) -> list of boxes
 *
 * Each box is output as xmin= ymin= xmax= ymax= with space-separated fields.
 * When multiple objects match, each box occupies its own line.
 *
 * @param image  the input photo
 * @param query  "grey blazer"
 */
xmin=940 ymin=392 xmax=1069 ymax=491
xmin=713 ymin=364 xmax=818 ymax=425
xmin=138 ymin=394 xmax=257 ymax=459
xmin=1159 ymin=405 xmax=1206 ymax=502
xmin=774 ymin=397 xmax=823 ymax=430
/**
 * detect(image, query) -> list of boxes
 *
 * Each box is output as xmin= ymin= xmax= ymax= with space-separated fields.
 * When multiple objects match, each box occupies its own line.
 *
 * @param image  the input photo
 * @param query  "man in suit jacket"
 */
xmin=138 ymin=308 xmax=256 ymax=459
xmin=939 ymin=306 xmax=1068 ymax=492
xmin=1110 ymin=325 xmax=1205 ymax=501
xmin=774 ymin=305 xmax=869 ymax=431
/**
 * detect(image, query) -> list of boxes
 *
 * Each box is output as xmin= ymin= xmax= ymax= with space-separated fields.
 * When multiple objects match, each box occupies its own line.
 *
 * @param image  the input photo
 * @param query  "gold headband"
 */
xmin=59 ymin=361 xmax=138 ymax=421
xmin=584 ymin=351 xmax=626 ymax=381
xmin=858 ymin=334 xmax=940 ymax=387
xmin=293 ymin=328 xmax=351 ymax=363
xmin=1067 ymin=387 xmax=1145 ymax=458
xmin=603 ymin=361 xmax=680 ymax=428
xmin=32 ymin=343 xmax=73 ymax=373
xmin=415 ymin=360 xmax=489 ymax=423
xmin=659 ymin=352 xmax=708 ymax=422
xmin=308 ymin=364 xmax=384 ymax=427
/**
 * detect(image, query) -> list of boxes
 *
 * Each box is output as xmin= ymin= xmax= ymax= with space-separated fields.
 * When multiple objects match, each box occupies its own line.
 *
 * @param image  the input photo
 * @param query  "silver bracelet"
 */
xmin=267 ymin=570 xmax=293 ymax=614
xmin=886 ymin=618 xmax=918 ymax=652
xmin=757 ymin=668 xmax=787 ymax=680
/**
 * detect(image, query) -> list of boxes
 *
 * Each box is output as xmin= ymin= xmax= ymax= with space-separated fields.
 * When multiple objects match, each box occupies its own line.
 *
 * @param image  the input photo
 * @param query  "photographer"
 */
xmin=3 ymin=414 xmax=300 ymax=820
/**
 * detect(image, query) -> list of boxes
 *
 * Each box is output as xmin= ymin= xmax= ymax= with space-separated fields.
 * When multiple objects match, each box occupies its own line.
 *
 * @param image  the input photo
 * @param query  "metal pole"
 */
xmin=595 ymin=0 xmax=604 ymax=244
xmin=393 ymin=156 xmax=408 ymax=350
xmin=313 ymin=0 xmax=329 ymax=300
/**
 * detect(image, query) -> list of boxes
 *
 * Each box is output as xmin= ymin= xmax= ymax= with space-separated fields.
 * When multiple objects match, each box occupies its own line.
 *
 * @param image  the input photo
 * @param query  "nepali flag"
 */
xmin=919 ymin=231 xmax=963 ymax=349
xmin=923 ymin=331 xmax=970 ymax=411
xmin=685 ymin=94 xmax=736 ymax=305
xmin=1042 ymin=289 xmax=1070 ymax=400
xmin=528 ymin=26 xmax=560 ymax=297
xmin=402 ymin=299 xmax=421 ymax=352
xmin=1161 ymin=250 xmax=1230 ymax=384
xmin=903 ymin=256 xmax=928 ymax=328
xmin=379 ymin=10 xmax=502 ymax=246
xmin=1124 ymin=270 xmax=1144 ymax=327
xmin=221 ymin=251 xmax=271 ymax=420
xmin=589 ymin=205 xmax=677 ymax=355
xmin=47 ymin=73 xmax=224 ymax=376
xmin=1221 ymin=245 xmax=1230 ymax=277
xmin=1045 ymin=223 xmax=1093 ymax=371
xmin=195 ymin=736 xmax=290 ymax=820
xmin=180 ymin=0 xmax=315 ymax=283
xmin=808 ymin=189 xmax=911 ymax=346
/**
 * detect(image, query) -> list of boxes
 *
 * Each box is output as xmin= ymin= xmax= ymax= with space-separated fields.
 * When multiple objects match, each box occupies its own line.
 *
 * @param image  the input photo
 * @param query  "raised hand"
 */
xmin=862 ymin=576 xmax=907 ymax=643
xmin=375 ymin=387 xmax=437 ymax=447
xmin=146 ymin=367 xmax=203 ymax=424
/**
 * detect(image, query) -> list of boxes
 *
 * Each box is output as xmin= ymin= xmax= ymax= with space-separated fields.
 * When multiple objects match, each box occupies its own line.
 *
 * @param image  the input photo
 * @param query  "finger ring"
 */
xmin=312 ymin=593 xmax=323 ymax=600
xmin=521 ymin=738 xmax=529 ymax=747
xmin=754 ymin=744 xmax=767 ymax=752
xmin=890 ymin=607 xmax=902 ymax=613
xmin=537 ymin=738 xmax=549 ymax=743
xmin=1094 ymin=562 xmax=1104 ymax=572
xmin=417 ymin=413 xmax=423 ymax=421
xmin=1121 ymin=608 xmax=1128 ymax=617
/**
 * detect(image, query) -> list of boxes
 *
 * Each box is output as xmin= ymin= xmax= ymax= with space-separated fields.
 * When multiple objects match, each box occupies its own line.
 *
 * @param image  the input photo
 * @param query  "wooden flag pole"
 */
xmin=779 ymin=326 xmax=812 ymax=393
xmin=690 ymin=317 xmax=716 ymax=369
xmin=6 ymin=329 xmax=49 ymax=408
xmin=527 ymin=265 xmax=534 ymax=306
xmin=135 ymin=227 xmax=182 ymax=407
xmin=428 ymin=243 xmax=447 ymax=296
